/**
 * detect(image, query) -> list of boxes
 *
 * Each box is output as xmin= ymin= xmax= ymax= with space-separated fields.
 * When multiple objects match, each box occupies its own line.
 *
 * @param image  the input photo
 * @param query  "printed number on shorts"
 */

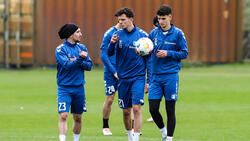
xmin=58 ymin=102 xmax=66 ymax=111
xmin=118 ymin=99 xmax=124 ymax=108
xmin=105 ymin=85 xmax=115 ymax=94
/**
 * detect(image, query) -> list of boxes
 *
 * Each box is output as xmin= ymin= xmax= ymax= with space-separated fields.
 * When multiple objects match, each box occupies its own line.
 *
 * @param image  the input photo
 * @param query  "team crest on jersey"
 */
xmin=119 ymin=40 xmax=122 ymax=48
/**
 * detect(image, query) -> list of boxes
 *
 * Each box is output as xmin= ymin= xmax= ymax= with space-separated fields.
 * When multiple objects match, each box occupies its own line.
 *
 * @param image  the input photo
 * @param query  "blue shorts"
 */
xmin=104 ymin=72 xmax=118 ymax=95
xmin=57 ymin=85 xmax=86 ymax=114
xmin=148 ymin=73 xmax=179 ymax=101
xmin=118 ymin=76 xmax=145 ymax=109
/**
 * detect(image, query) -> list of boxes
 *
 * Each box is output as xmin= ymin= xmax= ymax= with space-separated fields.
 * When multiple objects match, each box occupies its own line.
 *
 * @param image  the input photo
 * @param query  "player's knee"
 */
xmin=59 ymin=113 xmax=69 ymax=121
xmin=149 ymin=107 xmax=157 ymax=115
xmin=73 ymin=114 xmax=82 ymax=123
xmin=123 ymin=109 xmax=131 ymax=117
xmin=149 ymin=105 xmax=160 ymax=116
xmin=132 ymin=106 xmax=141 ymax=115
xmin=107 ymin=97 xmax=114 ymax=105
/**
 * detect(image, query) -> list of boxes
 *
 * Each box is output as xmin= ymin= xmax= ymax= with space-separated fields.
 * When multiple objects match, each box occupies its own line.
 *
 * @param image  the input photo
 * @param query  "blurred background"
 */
xmin=0 ymin=0 xmax=249 ymax=68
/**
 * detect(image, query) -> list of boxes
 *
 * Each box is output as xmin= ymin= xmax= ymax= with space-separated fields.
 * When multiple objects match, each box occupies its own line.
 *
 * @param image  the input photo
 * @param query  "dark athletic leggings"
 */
xmin=149 ymin=99 xmax=176 ymax=136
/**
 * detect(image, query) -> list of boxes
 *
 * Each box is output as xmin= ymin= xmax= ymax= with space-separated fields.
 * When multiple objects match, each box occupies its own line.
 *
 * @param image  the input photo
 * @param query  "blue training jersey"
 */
xmin=149 ymin=24 xmax=188 ymax=74
xmin=55 ymin=40 xmax=93 ymax=86
xmin=108 ymin=25 xmax=151 ymax=82
xmin=100 ymin=26 xmax=118 ymax=74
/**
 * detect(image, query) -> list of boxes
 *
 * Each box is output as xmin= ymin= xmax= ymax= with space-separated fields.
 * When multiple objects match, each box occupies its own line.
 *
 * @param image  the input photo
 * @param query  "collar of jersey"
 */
xmin=158 ymin=24 xmax=174 ymax=35
xmin=124 ymin=24 xmax=137 ymax=33
xmin=64 ymin=40 xmax=77 ymax=47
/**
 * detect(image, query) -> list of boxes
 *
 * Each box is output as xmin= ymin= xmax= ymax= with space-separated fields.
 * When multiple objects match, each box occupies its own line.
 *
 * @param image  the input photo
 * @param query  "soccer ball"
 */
xmin=135 ymin=37 xmax=154 ymax=56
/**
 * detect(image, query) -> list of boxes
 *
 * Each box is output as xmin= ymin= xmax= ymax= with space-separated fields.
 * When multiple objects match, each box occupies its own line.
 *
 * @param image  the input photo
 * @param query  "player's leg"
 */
xmin=57 ymin=86 xmax=72 ymax=141
xmin=102 ymin=79 xmax=117 ymax=135
xmin=71 ymin=85 xmax=86 ymax=141
xmin=118 ymin=79 xmax=133 ymax=141
xmin=123 ymin=108 xmax=133 ymax=141
xmin=122 ymin=107 xmax=132 ymax=130
xmin=58 ymin=112 xmax=69 ymax=141
xmin=132 ymin=105 xmax=142 ymax=141
xmin=131 ymin=76 xmax=145 ymax=141
xmin=163 ymin=73 xmax=179 ymax=141
xmin=102 ymin=94 xmax=115 ymax=135
xmin=165 ymin=101 xmax=176 ymax=141
xmin=72 ymin=114 xmax=82 ymax=141
xmin=148 ymin=77 xmax=167 ymax=140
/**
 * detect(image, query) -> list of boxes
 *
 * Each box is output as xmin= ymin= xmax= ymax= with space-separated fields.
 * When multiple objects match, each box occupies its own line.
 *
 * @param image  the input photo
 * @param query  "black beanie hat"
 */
xmin=58 ymin=23 xmax=79 ymax=39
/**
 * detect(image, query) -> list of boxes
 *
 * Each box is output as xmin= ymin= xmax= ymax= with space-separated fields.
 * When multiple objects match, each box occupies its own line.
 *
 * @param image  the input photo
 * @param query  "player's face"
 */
xmin=118 ymin=14 xmax=133 ymax=29
xmin=71 ymin=28 xmax=82 ymax=43
xmin=157 ymin=15 xmax=172 ymax=30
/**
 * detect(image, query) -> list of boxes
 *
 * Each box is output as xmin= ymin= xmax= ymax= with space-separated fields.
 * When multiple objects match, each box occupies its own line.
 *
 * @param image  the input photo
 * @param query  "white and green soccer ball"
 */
xmin=135 ymin=37 xmax=154 ymax=56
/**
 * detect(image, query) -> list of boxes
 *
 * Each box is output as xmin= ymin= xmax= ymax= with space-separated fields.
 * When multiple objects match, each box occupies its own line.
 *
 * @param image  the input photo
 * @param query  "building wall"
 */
xmin=34 ymin=0 xmax=243 ymax=66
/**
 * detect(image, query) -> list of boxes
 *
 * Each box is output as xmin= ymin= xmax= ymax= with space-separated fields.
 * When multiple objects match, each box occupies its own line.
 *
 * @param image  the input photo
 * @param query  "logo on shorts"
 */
xmin=171 ymin=94 xmax=176 ymax=99
xmin=140 ymin=99 xmax=144 ymax=104
xmin=118 ymin=99 xmax=124 ymax=108
xmin=83 ymin=107 xmax=87 ymax=112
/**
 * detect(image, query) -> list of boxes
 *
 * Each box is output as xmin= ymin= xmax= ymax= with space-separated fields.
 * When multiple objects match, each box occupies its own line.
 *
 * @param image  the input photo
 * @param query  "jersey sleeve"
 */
xmin=79 ymin=47 xmax=93 ymax=71
xmin=100 ymin=34 xmax=116 ymax=74
xmin=108 ymin=32 xmax=117 ymax=56
xmin=55 ymin=46 xmax=83 ymax=70
xmin=166 ymin=30 xmax=188 ymax=60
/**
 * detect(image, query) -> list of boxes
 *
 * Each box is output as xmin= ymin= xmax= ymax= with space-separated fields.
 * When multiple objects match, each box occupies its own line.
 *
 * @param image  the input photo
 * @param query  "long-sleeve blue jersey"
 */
xmin=100 ymin=26 xmax=118 ymax=74
xmin=55 ymin=40 xmax=93 ymax=86
xmin=149 ymin=24 xmax=188 ymax=74
xmin=108 ymin=25 xmax=151 ymax=83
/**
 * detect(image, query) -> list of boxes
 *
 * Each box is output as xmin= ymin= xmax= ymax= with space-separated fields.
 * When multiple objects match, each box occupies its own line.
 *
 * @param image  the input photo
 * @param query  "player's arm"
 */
xmin=78 ymin=49 xmax=93 ymax=71
xmin=100 ymin=36 xmax=117 ymax=75
xmin=108 ymin=34 xmax=119 ymax=56
xmin=164 ymin=31 xmax=188 ymax=60
xmin=55 ymin=47 xmax=82 ymax=70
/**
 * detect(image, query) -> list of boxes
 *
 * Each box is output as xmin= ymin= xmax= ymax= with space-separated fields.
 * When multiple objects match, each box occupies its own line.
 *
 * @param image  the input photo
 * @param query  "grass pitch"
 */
xmin=0 ymin=63 xmax=249 ymax=141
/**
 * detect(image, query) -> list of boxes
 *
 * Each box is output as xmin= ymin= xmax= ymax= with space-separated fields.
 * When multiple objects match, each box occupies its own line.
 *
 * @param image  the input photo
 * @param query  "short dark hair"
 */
xmin=115 ymin=7 xmax=134 ymax=18
xmin=157 ymin=5 xmax=172 ymax=16
xmin=153 ymin=16 xmax=159 ymax=27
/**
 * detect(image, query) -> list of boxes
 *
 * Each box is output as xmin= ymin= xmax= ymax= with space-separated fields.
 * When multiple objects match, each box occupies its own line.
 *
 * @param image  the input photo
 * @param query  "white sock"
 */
xmin=73 ymin=134 xmax=80 ymax=141
xmin=126 ymin=130 xmax=134 ymax=141
xmin=134 ymin=132 xmax=140 ymax=141
xmin=59 ymin=134 xmax=66 ymax=141
xmin=160 ymin=126 xmax=167 ymax=137
xmin=167 ymin=136 xmax=173 ymax=141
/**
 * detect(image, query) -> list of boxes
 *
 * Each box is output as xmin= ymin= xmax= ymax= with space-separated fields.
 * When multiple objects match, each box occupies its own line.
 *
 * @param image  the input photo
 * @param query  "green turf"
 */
xmin=0 ymin=63 xmax=250 ymax=141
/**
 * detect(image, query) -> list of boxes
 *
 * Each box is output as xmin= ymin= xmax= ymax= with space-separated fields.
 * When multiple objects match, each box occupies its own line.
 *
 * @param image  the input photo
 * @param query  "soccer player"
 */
xmin=100 ymin=23 xmax=121 ymax=135
xmin=148 ymin=5 xmax=188 ymax=141
xmin=108 ymin=7 xmax=151 ymax=141
xmin=55 ymin=23 xmax=93 ymax=141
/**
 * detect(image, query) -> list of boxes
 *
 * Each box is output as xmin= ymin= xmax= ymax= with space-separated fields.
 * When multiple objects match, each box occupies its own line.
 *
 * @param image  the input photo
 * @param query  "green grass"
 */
xmin=0 ymin=64 xmax=250 ymax=141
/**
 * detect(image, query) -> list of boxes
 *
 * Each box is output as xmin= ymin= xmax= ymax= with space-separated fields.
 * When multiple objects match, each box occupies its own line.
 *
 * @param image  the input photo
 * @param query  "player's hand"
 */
xmin=69 ymin=56 xmax=77 ymax=62
xmin=156 ymin=50 xmax=167 ymax=58
xmin=114 ymin=73 xmax=119 ymax=80
xmin=144 ymin=83 xmax=149 ymax=94
xmin=110 ymin=34 xmax=119 ymax=43
xmin=79 ymin=50 xmax=88 ymax=58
